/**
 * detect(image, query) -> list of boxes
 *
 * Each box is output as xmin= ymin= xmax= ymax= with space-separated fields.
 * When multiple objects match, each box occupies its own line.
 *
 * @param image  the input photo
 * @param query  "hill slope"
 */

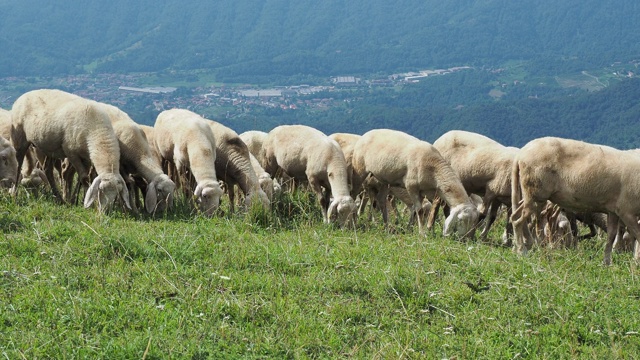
xmin=1 ymin=0 xmax=639 ymax=77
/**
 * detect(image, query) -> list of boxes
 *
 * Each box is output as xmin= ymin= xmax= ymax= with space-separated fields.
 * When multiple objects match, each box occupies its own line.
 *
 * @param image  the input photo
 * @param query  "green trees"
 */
xmin=1 ymin=1 xmax=639 ymax=78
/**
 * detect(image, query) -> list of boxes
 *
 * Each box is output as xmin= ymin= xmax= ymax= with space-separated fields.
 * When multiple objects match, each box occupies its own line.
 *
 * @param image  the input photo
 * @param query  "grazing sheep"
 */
xmin=539 ymin=202 xmax=575 ymax=249
xmin=139 ymin=125 xmax=163 ymax=169
xmin=0 ymin=133 xmax=18 ymax=189
xmin=153 ymin=109 xmax=223 ymax=217
xmin=205 ymin=120 xmax=269 ymax=213
xmin=260 ymin=125 xmax=356 ymax=226
xmin=248 ymin=152 xmax=280 ymax=202
xmin=239 ymin=130 xmax=268 ymax=159
xmin=10 ymin=89 xmax=130 ymax=212
xmin=510 ymin=137 xmax=640 ymax=265
xmin=431 ymin=130 xmax=518 ymax=241
xmin=99 ymin=104 xmax=176 ymax=214
xmin=329 ymin=133 xmax=432 ymax=227
xmin=1 ymin=108 xmax=43 ymax=189
xmin=328 ymin=132 xmax=361 ymax=187
xmin=351 ymin=129 xmax=479 ymax=238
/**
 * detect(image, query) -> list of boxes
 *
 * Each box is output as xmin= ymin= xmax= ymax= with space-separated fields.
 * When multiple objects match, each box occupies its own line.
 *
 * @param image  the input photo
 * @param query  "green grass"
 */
xmin=1 ymin=190 xmax=639 ymax=359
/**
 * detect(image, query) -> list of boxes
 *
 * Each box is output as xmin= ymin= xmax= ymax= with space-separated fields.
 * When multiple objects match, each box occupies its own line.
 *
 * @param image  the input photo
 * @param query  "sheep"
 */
xmin=260 ymin=124 xmax=356 ymax=226
xmin=239 ymin=130 xmax=268 ymax=159
xmin=0 ymin=133 xmax=18 ymax=189
xmin=351 ymin=129 xmax=479 ymax=238
xmin=139 ymin=125 xmax=163 ymax=170
xmin=328 ymin=132 xmax=361 ymax=187
xmin=328 ymin=132 xmax=428 ymax=226
xmin=239 ymin=129 xmax=282 ymax=198
xmin=204 ymin=119 xmax=269 ymax=213
xmin=0 ymin=108 xmax=44 ymax=189
xmin=510 ymin=137 xmax=640 ymax=265
xmin=98 ymin=104 xmax=176 ymax=214
xmin=539 ymin=201 xmax=575 ymax=249
xmin=431 ymin=130 xmax=518 ymax=242
xmin=248 ymin=151 xmax=280 ymax=202
xmin=153 ymin=109 xmax=223 ymax=217
xmin=10 ymin=89 xmax=130 ymax=212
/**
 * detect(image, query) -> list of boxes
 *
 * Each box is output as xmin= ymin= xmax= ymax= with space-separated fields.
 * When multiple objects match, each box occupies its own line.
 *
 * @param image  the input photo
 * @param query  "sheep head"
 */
xmin=84 ymin=173 xmax=131 ymax=212
xmin=194 ymin=179 xmax=224 ymax=217
xmin=20 ymin=168 xmax=48 ymax=189
xmin=328 ymin=195 xmax=357 ymax=227
xmin=0 ymin=145 xmax=18 ymax=189
xmin=145 ymin=174 xmax=176 ymax=214
xmin=258 ymin=174 xmax=274 ymax=201
xmin=244 ymin=188 xmax=270 ymax=210
xmin=443 ymin=203 xmax=479 ymax=239
xmin=272 ymin=178 xmax=282 ymax=198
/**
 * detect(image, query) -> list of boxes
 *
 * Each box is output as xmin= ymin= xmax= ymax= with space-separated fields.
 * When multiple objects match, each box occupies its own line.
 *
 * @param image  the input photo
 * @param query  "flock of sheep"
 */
xmin=1 ymin=88 xmax=639 ymax=266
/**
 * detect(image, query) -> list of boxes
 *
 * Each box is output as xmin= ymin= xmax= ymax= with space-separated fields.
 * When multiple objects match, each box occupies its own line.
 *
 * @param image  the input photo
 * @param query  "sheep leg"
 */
xmin=603 ymin=213 xmax=620 ymax=266
xmin=122 ymin=173 xmax=139 ymax=215
xmin=68 ymin=158 xmax=91 ymax=206
xmin=618 ymin=213 xmax=640 ymax=264
xmin=406 ymin=190 xmax=424 ymax=234
xmin=426 ymin=195 xmax=442 ymax=231
xmin=9 ymin=128 xmax=31 ymax=198
xmin=510 ymin=200 xmax=536 ymax=255
xmin=308 ymin=177 xmax=329 ymax=223
xmin=356 ymin=191 xmax=369 ymax=219
xmin=43 ymin=156 xmax=64 ymax=203
xmin=502 ymin=207 xmax=514 ymax=247
xmin=479 ymin=199 xmax=500 ymax=241
xmin=61 ymin=159 xmax=76 ymax=203
xmin=374 ymin=185 xmax=390 ymax=229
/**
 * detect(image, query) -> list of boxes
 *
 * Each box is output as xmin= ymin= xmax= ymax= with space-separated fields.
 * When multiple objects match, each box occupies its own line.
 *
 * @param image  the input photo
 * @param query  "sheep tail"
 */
xmin=510 ymin=158 xmax=523 ymax=222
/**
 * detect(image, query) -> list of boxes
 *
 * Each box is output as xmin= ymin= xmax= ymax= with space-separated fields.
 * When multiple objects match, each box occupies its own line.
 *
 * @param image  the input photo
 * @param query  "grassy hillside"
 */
xmin=1 ymin=190 xmax=639 ymax=358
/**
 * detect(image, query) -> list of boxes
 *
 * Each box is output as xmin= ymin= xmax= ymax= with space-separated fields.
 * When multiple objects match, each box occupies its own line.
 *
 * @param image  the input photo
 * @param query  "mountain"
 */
xmin=0 ymin=0 xmax=639 ymax=79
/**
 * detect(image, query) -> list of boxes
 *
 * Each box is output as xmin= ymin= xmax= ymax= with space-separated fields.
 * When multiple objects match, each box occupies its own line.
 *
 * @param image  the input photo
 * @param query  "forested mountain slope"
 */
xmin=0 ymin=0 xmax=638 ymax=78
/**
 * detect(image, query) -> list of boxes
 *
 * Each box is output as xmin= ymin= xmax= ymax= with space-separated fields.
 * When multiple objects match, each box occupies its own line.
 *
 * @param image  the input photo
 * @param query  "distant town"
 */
xmin=0 ymin=67 xmax=473 ymax=120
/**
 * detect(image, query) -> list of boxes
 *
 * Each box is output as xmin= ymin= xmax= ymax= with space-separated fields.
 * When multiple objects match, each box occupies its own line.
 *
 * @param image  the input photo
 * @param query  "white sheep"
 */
xmin=239 ymin=130 xmax=281 ymax=199
xmin=260 ymin=125 xmax=356 ymax=226
xmin=248 ymin=151 xmax=280 ymax=202
xmin=138 ymin=125 xmax=164 ymax=172
xmin=351 ymin=129 xmax=479 ymax=238
xmin=239 ymin=130 xmax=268 ymax=159
xmin=539 ymin=201 xmax=575 ymax=249
xmin=328 ymin=132 xmax=428 ymax=225
xmin=431 ymin=130 xmax=519 ymax=241
xmin=0 ymin=133 xmax=18 ymax=189
xmin=510 ymin=137 xmax=640 ymax=265
xmin=153 ymin=109 xmax=223 ymax=217
xmin=204 ymin=120 xmax=269 ymax=212
xmin=0 ymin=108 xmax=44 ymax=189
xmin=328 ymin=132 xmax=361 ymax=187
xmin=10 ymin=89 xmax=130 ymax=211
xmin=99 ymin=104 xmax=176 ymax=214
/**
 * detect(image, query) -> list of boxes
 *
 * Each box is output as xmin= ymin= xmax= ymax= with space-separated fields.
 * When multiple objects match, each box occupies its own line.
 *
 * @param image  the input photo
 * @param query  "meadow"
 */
xmin=1 ymin=190 xmax=639 ymax=359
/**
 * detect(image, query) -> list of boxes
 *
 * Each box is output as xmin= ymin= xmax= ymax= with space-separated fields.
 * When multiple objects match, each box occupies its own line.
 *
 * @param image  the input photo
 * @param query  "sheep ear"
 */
xmin=36 ymin=170 xmax=49 ymax=189
xmin=84 ymin=176 xmax=102 ymax=208
xmin=167 ymin=191 xmax=174 ymax=209
xmin=327 ymin=199 xmax=339 ymax=222
xmin=443 ymin=212 xmax=455 ymax=237
xmin=443 ymin=206 xmax=461 ymax=237
xmin=145 ymin=180 xmax=158 ymax=213
xmin=194 ymin=183 xmax=203 ymax=197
